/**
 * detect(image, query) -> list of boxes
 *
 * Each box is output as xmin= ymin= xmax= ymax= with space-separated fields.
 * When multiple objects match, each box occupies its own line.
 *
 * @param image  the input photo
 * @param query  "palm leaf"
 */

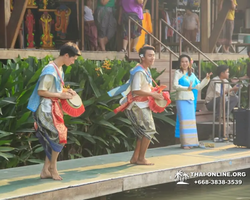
xmin=94 ymin=120 xmax=127 ymax=137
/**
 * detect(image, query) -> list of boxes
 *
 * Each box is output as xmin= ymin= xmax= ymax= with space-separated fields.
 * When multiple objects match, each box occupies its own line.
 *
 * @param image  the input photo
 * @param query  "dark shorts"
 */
xmin=94 ymin=7 xmax=117 ymax=40
xmin=218 ymin=19 xmax=234 ymax=46
xmin=84 ymin=21 xmax=98 ymax=48
xmin=122 ymin=12 xmax=142 ymax=40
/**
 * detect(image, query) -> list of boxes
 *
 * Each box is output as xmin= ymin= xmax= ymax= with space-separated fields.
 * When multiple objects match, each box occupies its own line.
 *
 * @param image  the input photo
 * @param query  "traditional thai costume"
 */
xmin=108 ymin=65 xmax=157 ymax=140
xmin=27 ymin=64 xmax=67 ymax=160
xmin=173 ymin=70 xmax=210 ymax=147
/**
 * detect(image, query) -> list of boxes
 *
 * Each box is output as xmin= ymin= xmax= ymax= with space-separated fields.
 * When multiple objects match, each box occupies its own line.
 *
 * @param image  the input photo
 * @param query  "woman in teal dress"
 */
xmin=173 ymin=54 xmax=212 ymax=149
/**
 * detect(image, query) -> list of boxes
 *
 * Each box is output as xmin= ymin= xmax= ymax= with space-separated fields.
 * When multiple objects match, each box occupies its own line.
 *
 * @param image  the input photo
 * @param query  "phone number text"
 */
xmin=194 ymin=179 xmax=243 ymax=185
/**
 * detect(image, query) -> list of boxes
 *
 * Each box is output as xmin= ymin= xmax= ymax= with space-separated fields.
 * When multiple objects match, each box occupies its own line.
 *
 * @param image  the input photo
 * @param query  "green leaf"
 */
xmin=96 ymin=105 xmax=113 ymax=112
xmin=27 ymin=67 xmax=42 ymax=86
xmin=65 ymin=65 xmax=72 ymax=74
xmin=0 ymin=116 xmax=16 ymax=120
xmin=93 ymin=136 xmax=108 ymax=146
xmin=105 ymin=148 xmax=111 ymax=154
xmin=68 ymin=130 xmax=96 ymax=144
xmin=81 ymin=66 xmax=101 ymax=97
xmin=66 ymin=119 xmax=89 ymax=126
xmin=27 ymin=159 xmax=44 ymax=164
xmin=84 ymin=148 xmax=93 ymax=156
xmin=153 ymin=113 xmax=175 ymax=126
xmin=1 ymin=69 xmax=12 ymax=88
xmin=68 ymin=135 xmax=81 ymax=146
xmin=17 ymin=88 xmax=34 ymax=106
xmin=0 ymin=130 xmax=13 ymax=139
xmin=0 ymin=140 xmax=11 ymax=146
xmin=16 ymin=128 xmax=36 ymax=133
xmin=0 ymin=97 xmax=16 ymax=108
xmin=0 ymin=152 xmax=13 ymax=160
xmin=95 ymin=120 xmax=127 ymax=137
xmin=116 ymin=117 xmax=131 ymax=125
xmin=111 ymin=135 xmax=120 ymax=144
xmin=34 ymin=146 xmax=44 ymax=153
xmin=0 ymin=147 xmax=15 ymax=152
xmin=83 ymin=97 xmax=96 ymax=107
xmin=16 ymin=111 xmax=31 ymax=128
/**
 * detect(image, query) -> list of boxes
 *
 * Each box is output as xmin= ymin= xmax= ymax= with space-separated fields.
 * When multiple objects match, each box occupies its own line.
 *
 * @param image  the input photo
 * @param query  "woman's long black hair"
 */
xmin=178 ymin=54 xmax=192 ymax=76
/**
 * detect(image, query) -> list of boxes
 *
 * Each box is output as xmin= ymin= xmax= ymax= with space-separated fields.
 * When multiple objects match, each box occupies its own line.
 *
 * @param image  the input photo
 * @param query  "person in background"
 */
xmin=182 ymin=5 xmax=199 ymax=53
xmin=174 ymin=54 xmax=212 ymax=149
xmin=119 ymin=0 xmax=144 ymax=52
xmin=205 ymin=65 xmax=239 ymax=121
xmin=218 ymin=0 xmax=237 ymax=53
xmin=159 ymin=3 xmax=173 ymax=52
xmin=94 ymin=0 xmax=117 ymax=51
xmin=84 ymin=0 xmax=98 ymax=51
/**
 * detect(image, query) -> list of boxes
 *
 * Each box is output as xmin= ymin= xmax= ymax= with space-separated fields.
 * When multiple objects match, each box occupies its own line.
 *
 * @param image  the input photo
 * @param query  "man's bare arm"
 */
xmin=38 ymin=90 xmax=73 ymax=99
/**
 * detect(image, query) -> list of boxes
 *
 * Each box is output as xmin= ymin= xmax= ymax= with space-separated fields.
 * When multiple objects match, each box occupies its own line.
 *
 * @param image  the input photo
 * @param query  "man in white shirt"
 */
xmin=205 ymin=65 xmax=239 ymax=120
xmin=113 ymin=45 xmax=163 ymax=165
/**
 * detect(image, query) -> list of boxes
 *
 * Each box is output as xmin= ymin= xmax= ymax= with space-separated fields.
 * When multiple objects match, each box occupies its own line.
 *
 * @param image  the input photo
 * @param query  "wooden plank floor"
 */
xmin=1 ymin=141 xmax=250 ymax=200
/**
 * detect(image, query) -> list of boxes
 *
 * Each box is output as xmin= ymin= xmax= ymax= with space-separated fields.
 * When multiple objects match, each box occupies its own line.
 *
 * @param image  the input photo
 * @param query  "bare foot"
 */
xmin=40 ymin=169 xmax=52 ymax=179
xmin=182 ymin=146 xmax=191 ymax=150
xmin=130 ymin=158 xmax=137 ymax=164
xmin=49 ymin=167 xmax=63 ymax=180
xmin=136 ymin=159 xmax=154 ymax=165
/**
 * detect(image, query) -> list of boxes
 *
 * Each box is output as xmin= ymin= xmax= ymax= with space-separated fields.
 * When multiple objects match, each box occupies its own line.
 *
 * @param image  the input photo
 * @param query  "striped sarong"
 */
xmin=124 ymin=105 xmax=156 ymax=140
xmin=33 ymin=105 xmax=64 ymax=160
xmin=176 ymin=100 xmax=199 ymax=147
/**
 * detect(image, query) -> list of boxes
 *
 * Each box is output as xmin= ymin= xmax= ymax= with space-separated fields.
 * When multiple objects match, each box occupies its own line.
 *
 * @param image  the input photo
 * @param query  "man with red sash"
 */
xmin=27 ymin=42 xmax=81 ymax=180
xmin=108 ymin=45 xmax=163 ymax=165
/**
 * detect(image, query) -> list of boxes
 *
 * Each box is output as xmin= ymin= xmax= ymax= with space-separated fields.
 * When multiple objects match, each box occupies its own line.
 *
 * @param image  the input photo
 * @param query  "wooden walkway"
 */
xmin=1 ymin=141 xmax=250 ymax=200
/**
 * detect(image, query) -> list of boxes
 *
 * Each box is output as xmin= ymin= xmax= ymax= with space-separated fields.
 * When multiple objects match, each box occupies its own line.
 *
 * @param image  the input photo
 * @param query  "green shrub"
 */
xmin=0 ymin=56 xmax=174 ymax=169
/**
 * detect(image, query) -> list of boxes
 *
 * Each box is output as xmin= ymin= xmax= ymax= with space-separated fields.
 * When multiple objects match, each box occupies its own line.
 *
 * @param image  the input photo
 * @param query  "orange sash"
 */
xmin=114 ymin=92 xmax=148 ymax=114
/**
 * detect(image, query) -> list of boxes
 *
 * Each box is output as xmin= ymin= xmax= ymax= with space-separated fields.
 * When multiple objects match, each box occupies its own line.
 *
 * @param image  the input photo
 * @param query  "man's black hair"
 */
xmin=217 ymin=65 xmax=229 ymax=77
xmin=60 ymin=42 xmax=81 ymax=57
xmin=138 ymin=45 xmax=155 ymax=58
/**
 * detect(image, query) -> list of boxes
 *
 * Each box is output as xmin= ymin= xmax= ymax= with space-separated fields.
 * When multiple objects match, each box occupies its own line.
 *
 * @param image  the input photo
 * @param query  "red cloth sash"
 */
xmin=50 ymin=63 xmax=67 ymax=143
xmin=114 ymin=92 xmax=148 ymax=114
xmin=33 ymin=98 xmax=68 ymax=144
xmin=51 ymin=98 xmax=68 ymax=144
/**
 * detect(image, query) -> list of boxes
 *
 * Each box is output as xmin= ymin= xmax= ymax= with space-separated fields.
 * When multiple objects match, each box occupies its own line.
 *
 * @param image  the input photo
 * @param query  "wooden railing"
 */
xmin=128 ymin=17 xmax=218 ymax=90
xmin=159 ymin=19 xmax=218 ymax=80
xmin=128 ymin=17 xmax=178 ymax=90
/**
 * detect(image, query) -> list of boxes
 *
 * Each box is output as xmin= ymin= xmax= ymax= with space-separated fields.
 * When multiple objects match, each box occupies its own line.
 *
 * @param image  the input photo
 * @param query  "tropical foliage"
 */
xmin=0 ymin=56 xmax=174 ymax=169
